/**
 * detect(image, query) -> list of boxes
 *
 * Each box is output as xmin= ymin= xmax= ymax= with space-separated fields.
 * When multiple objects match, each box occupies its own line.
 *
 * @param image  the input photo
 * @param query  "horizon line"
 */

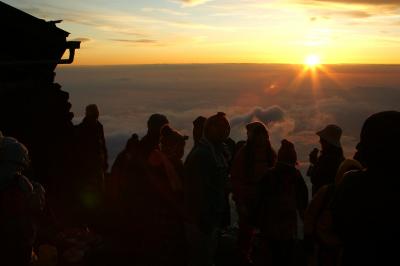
xmin=60 ymin=62 xmax=400 ymax=68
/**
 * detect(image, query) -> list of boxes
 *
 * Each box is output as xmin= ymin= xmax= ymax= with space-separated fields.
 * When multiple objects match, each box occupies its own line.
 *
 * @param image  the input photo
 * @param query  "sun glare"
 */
xmin=305 ymin=54 xmax=321 ymax=67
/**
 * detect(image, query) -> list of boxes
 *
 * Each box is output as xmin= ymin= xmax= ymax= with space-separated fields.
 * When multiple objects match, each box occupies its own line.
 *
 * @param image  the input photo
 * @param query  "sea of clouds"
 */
xmin=56 ymin=64 xmax=400 ymax=175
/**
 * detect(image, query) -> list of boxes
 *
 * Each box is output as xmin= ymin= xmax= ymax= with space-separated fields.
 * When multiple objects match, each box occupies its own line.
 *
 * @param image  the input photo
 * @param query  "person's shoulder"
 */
xmin=186 ymin=144 xmax=215 ymax=168
xmin=15 ymin=174 xmax=34 ymax=194
xmin=189 ymin=144 xmax=212 ymax=159
xmin=333 ymin=170 xmax=365 ymax=203
xmin=343 ymin=169 xmax=364 ymax=178
xmin=340 ymin=169 xmax=365 ymax=187
xmin=313 ymin=184 xmax=330 ymax=201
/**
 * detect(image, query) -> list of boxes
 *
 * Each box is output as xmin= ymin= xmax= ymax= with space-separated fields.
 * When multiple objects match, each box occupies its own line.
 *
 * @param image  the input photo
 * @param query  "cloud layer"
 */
xmin=57 ymin=64 xmax=400 ymax=168
xmin=230 ymin=106 xmax=285 ymax=128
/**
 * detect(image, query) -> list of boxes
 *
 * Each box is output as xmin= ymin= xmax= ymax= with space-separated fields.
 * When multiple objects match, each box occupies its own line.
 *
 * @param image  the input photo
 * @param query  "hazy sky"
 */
xmin=5 ymin=0 xmax=400 ymax=64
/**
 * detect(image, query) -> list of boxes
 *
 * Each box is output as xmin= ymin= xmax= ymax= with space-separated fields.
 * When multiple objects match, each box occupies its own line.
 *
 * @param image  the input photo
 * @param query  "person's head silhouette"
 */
xmin=204 ymin=112 xmax=230 ymax=144
xmin=192 ymin=116 xmax=207 ymax=145
xmin=316 ymin=124 xmax=342 ymax=150
xmin=85 ymin=104 xmax=99 ymax=122
xmin=246 ymin=121 xmax=270 ymax=147
xmin=357 ymin=111 xmax=400 ymax=170
xmin=147 ymin=113 xmax=169 ymax=136
xmin=277 ymin=139 xmax=297 ymax=166
xmin=160 ymin=125 xmax=188 ymax=160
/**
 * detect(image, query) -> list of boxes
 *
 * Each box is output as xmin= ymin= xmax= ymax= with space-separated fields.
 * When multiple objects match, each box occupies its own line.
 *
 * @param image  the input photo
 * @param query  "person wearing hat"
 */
xmin=331 ymin=111 xmax=400 ymax=266
xmin=184 ymin=112 xmax=231 ymax=266
xmin=257 ymin=139 xmax=308 ymax=266
xmin=307 ymin=124 xmax=345 ymax=196
xmin=231 ymin=121 xmax=277 ymax=265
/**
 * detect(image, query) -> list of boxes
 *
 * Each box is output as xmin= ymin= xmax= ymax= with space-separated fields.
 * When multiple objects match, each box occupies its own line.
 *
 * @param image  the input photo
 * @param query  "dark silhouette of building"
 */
xmin=0 ymin=2 xmax=80 ymax=224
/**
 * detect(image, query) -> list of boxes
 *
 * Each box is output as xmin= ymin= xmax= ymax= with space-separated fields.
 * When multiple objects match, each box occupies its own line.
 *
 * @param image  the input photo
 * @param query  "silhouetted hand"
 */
xmin=309 ymin=148 xmax=319 ymax=165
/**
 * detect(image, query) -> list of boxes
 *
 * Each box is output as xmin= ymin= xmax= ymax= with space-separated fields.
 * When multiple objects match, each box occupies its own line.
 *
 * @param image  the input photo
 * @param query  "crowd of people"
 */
xmin=0 ymin=105 xmax=399 ymax=266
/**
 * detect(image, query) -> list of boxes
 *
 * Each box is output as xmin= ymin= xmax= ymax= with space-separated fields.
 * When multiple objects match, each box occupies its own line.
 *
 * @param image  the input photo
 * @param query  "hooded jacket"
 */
xmin=184 ymin=138 xmax=229 ymax=232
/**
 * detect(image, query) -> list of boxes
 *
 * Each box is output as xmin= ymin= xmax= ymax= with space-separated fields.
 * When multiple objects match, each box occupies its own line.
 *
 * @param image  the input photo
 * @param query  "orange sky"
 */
xmin=7 ymin=0 xmax=400 ymax=65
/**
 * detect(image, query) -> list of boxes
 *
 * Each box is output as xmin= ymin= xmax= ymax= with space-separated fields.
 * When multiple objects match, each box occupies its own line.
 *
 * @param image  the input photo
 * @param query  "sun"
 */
xmin=304 ymin=54 xmax=321 ymax=67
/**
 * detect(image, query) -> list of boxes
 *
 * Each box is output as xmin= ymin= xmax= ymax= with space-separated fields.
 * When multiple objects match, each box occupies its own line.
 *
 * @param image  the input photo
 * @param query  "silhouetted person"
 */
xmin=117 ymin=114 xmax=168 ymax=205
xmin=125 ymin=123 xmax=187 ymax=266
xmin=111 ymin=114 xmax=187 ymax=265
xmin=304 ymin=159 xmax=363 ymax=266
xmin=231 ymin=121 xmax=276 ymax=265
xmin=77 ymin=104 xmax=108 ymax=173
xmin=139 ymin=113 xmax=169 ymax=158
xmin=191 ymin=117 xmax=234 ymax=230
xmin=75 ymin=104 xmax=108 ymax=226
xmin=0 ymin=134 xmax=45 ymax=266
xmin=160 ymin=125 xmax=188 ymax=192
xmin=331 ymin=111 xmax=400 ymax=266
xmin=111 ymin=134 xmax=139 ymax=176
xmin=115 ymin=114 xmax=168 ymax=202
xmin=307 ymin=125 xmax=344 ymax=196
xmin=192 ymin=116 xmax=207 ymax=147
xmin=184 ymin=112 xmax=231 ymax=266
xmin=224 ymin=137 xmax=237 ymax=166
xmin=157 ymin=125 xmax=189 ymax=265
xmin=108 ymin=134 xmax=139 ymax=204
xmin=257 ymin=139 xmax=308 ymax=266
xmin=187 ymin=115 xmax=207 ymax=162
xmin=221 ymin=136 xmax=236 ymax=230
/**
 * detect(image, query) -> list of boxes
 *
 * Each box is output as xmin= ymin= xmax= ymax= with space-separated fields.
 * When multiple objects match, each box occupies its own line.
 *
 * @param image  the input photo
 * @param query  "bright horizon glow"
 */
xmin=305 ymin=54 xmax=321 ymax=68
xmin=4 ymin=0 xmax=400 ymax=65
